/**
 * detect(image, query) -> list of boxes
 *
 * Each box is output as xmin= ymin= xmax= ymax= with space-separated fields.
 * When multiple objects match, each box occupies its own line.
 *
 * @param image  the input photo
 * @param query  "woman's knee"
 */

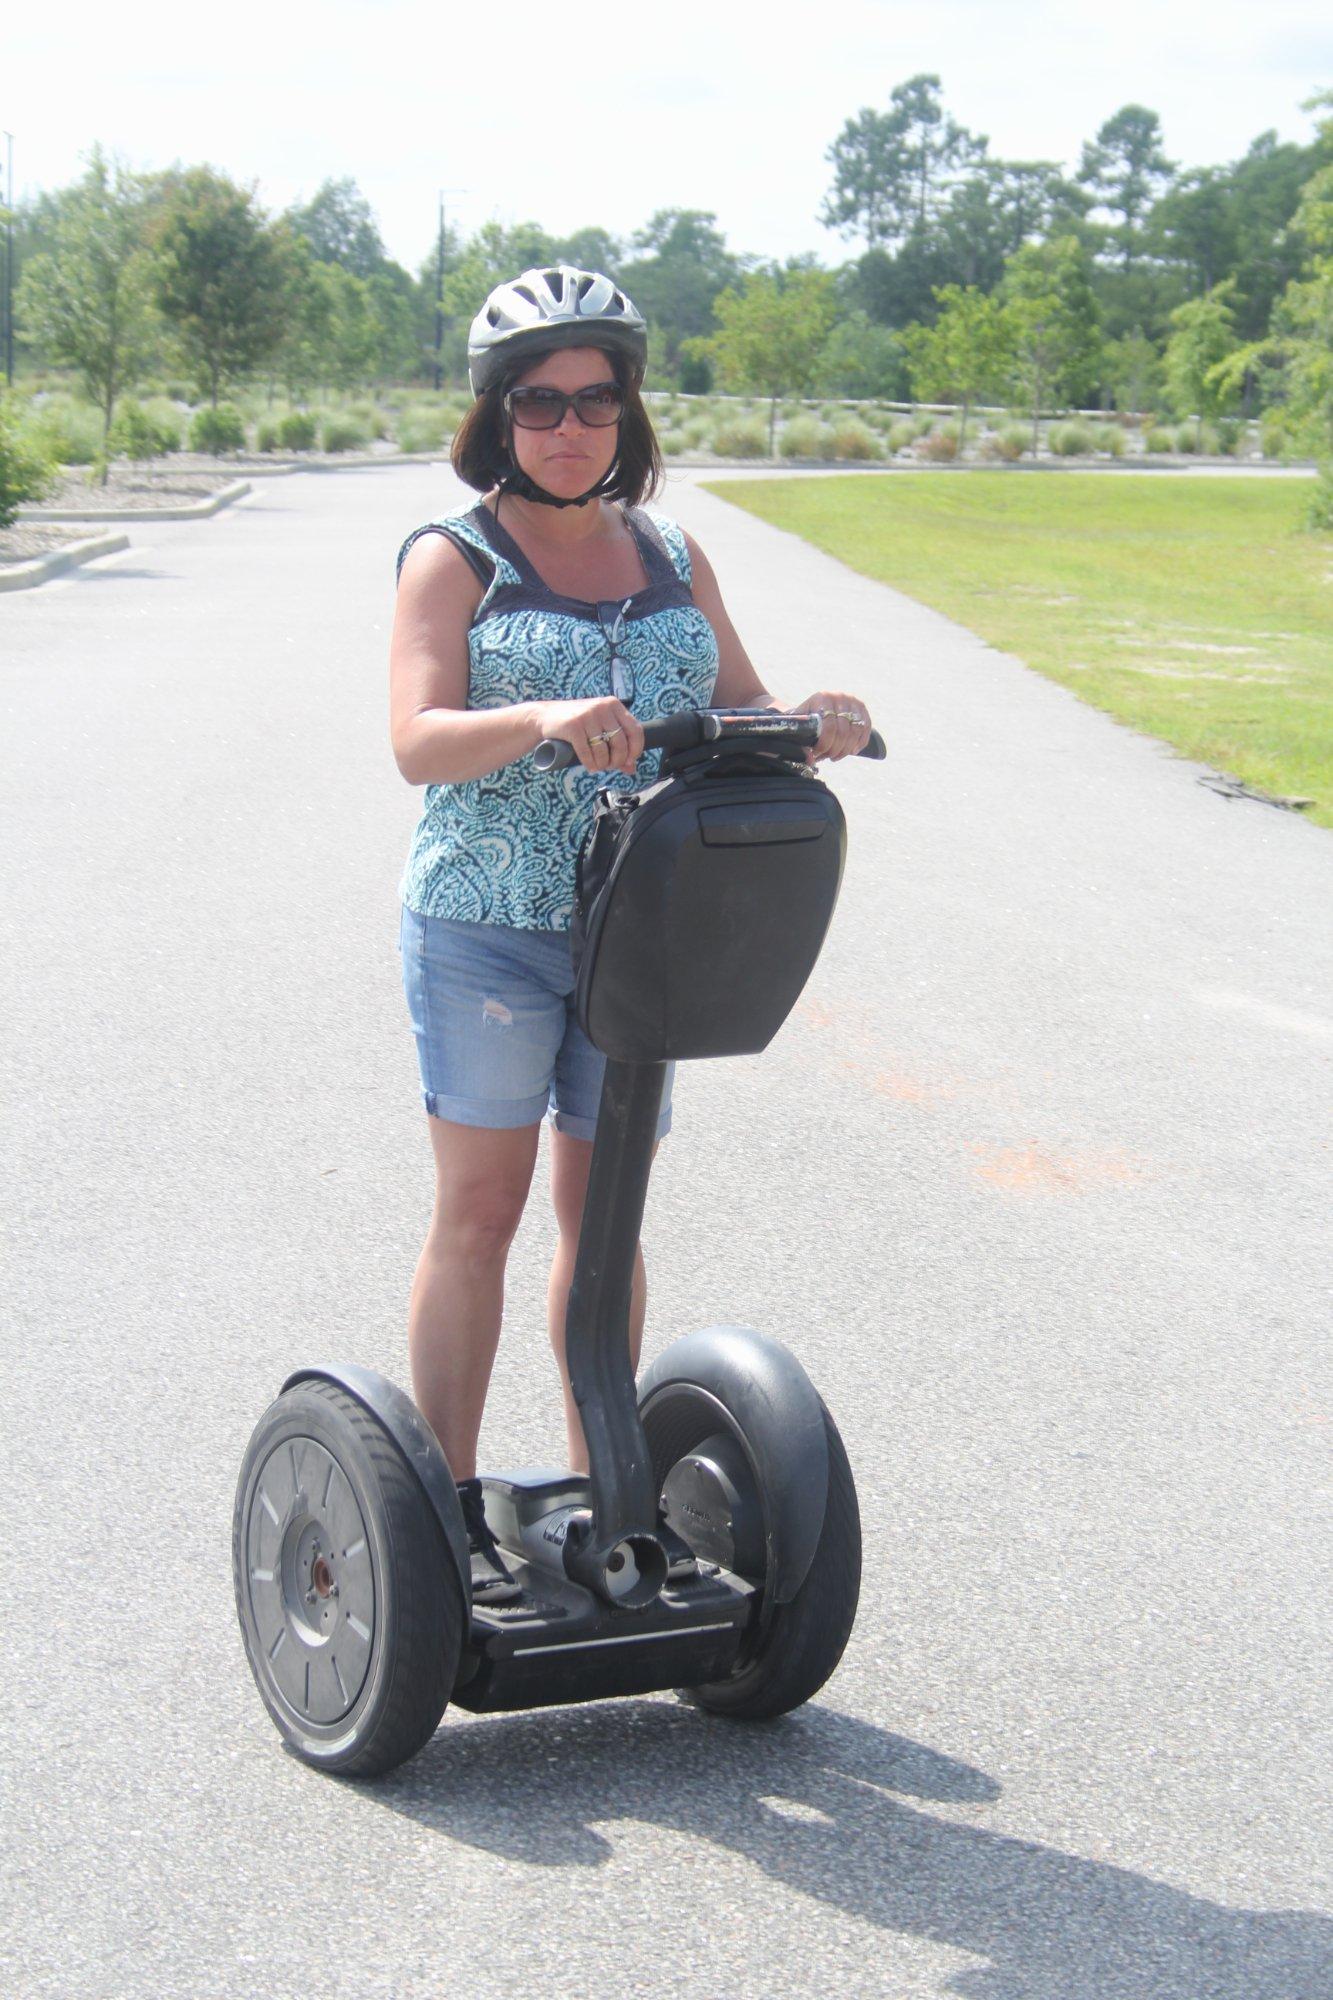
xmin=427 ymin=1118 xmax=539 ymax=1260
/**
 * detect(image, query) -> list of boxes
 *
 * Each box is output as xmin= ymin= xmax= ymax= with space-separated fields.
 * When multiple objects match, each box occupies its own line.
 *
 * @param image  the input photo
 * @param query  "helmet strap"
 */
xmin=498 ymin=409 xmax=620 ymax=509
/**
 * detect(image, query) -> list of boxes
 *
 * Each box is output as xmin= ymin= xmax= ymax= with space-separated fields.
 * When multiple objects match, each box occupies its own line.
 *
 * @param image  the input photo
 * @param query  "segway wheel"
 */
xmin=232 ymin=1379 xmax=464 ymax=1777
xmin=642 ymin=1375 xmax=860 ymax=1721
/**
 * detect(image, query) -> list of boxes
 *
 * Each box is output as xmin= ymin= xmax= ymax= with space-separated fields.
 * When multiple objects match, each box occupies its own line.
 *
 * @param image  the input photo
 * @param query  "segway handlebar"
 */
xmin=532 ymin=708 xmax=886 ymax=772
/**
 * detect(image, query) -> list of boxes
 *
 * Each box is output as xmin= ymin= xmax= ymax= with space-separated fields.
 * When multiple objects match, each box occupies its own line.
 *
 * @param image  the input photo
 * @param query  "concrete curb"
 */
xmin=0 ymin=531 xmax=132 ymax=592
xmin=19 ymin=478 xmax=252 ymax=524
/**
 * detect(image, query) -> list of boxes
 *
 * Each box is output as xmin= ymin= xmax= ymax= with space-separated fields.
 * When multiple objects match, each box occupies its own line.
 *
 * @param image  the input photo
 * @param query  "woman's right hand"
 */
xmin=531 ymin=698 xmax=644 ymax=775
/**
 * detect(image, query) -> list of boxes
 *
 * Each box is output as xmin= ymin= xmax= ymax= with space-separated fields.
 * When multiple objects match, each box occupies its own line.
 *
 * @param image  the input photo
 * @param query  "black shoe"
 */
xmin=456 ymin=1478 xmax=522 ymax=1605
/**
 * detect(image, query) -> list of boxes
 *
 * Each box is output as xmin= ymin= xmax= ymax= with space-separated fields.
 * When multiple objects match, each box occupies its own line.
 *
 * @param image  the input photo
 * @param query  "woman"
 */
xmin=388 ymin=265 xmax=873 ymax=1599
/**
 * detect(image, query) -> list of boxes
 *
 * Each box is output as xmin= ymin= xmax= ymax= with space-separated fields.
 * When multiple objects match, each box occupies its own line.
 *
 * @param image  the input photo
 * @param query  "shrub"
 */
xmin=1300 ymin=465 xmax=1333 ymax=532
xmin=1214 ymin=418 xmax=1244 ymax=457
xmin=683 ymin=417 xmax=712 ymax=448
xmin=347 ymin=401 xmax=390 ymax=441
xmin=1095 ymin=424 xmax=1126 ymax=457
xmin=0 ymin=395 xmax=57 ymax=526
xmin=395 ymin=408 xmax=451 ymax=454
xmin=1259 ymin=411 xmax=1290 ymax=460
xmin=26 ymin=395 xmax=103 ymax=465
xmin=710 ymin=415 xmax=769 ymax=458
xmin=658 ymin=427 xmax=689 ymax=457
xmin=980 ymin=425 xmax=1027 ymax=462
xmin=825 ymin=416 xmax=880 ymax=461
xmin=917 ymin=425 xmax=959 ymax=462
xmin=779 ymin=414 xmax=828 ymax=459
xmin=276 ymin=409 xmax=319 ymax=451
xmin=1145 ymin=426 xmax=1176 ymax=453
xmin=888 ymin=420 xmax=916 ymax=453
xmin=189 ymin=404 xmax=247 ymax=454
xmin=1049 ymin=422 xmax=1096 ymax=456
xmin=108 ymin=397 xmax=180 ymax=461
xmin=320 ymin=414 xmax=372 ymax=453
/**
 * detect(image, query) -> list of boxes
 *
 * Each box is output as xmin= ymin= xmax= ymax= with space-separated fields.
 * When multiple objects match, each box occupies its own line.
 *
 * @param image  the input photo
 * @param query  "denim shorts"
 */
xmin=399 ymin=906 xmax=674 ymax=1141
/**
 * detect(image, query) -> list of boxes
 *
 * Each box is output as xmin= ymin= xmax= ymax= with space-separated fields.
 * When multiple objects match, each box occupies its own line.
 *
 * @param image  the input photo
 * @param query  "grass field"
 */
xmin=705 ymin=472 xmax=1333 ymax=830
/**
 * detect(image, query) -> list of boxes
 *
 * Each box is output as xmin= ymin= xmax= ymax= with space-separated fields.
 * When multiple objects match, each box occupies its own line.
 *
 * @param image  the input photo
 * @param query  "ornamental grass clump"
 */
xmin=779 ymin=414 xmax=828 ymax=459
xmin=1145 ymin=426 xmax=1176 ymax=453
xmin=917 ymin=425 xmax=960 ymax=462
xmin=979 ymin=425 xmax=1028 ymax=461
xmin=825 ymin=416 xmax=880 ymax=461
xmin=1048 ymin=422 xmax=1096 ymax=457
xmin=320 ymin=414 xmax=372 ymax=453
xmin=188 ymin=404 xmax=247 ymax=455
xmin=394 ymin=407 xmax=451 ymax=454
xmin=710 ymin=414 xmax=769 ymax=459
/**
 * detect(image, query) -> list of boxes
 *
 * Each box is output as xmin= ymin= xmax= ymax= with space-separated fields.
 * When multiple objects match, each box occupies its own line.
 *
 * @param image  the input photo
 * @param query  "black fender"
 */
xmin=282 ymin=1363 xmax=471 ymax=1609
xmin=637 ymin=1327 xmax=829 ymax=1604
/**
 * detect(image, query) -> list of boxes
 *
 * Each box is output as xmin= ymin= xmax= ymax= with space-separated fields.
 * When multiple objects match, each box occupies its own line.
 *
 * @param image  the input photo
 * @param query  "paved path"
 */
xmin=3 ymin=464 xmax=1330 ymax=1999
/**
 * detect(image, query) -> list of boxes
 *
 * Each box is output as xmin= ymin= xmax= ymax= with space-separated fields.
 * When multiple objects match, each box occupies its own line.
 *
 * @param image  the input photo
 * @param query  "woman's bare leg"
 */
xmin=546 ymin=1127 xmax=651 ymax=1473
xmin=408 ymin=1117 xmax=541 ymax=1478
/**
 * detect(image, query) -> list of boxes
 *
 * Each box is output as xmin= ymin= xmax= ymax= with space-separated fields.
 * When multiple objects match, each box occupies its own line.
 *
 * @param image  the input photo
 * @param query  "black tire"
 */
xmin=232 ymin=1380 xmax=464 ymax=1777
xmin=643 ymin=1383 xmax=861 ymax=1721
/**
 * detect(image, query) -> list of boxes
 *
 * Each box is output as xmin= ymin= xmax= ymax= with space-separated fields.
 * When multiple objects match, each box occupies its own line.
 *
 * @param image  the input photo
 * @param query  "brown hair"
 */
xmin=450 ymin=344 xmax=663 ymax=507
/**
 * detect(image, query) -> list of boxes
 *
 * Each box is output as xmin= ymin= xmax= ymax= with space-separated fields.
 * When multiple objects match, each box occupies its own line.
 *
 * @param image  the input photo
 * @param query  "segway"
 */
xmin=233 ymin=707 xmax=884 ymax=1776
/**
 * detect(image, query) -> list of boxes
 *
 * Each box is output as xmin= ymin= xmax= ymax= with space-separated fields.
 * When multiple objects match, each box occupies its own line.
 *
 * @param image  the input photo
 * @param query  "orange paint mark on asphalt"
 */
xmin=966 ymin=1141 xmax=1149 ymax=1196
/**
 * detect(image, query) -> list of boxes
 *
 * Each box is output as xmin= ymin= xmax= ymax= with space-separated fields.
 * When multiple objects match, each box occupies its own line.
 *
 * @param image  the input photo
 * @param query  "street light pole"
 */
xmin=4 ymin=133 xmax=13 ymax=388
xmin=432 ymin=187 xmax=467 ymax=393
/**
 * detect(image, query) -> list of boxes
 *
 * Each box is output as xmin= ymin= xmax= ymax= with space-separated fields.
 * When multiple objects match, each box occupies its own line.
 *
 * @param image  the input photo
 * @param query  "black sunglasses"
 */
xmin=505 ymin=382 xmax=625 ymax=430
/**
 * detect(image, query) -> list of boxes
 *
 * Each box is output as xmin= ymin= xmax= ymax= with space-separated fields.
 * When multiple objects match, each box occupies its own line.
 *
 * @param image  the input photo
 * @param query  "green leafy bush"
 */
xmin=1094 ymin=424 xmax=1126 ymax=457
xmin=320 ymin=414 xmax=372 ymax=453
xmin=108 ymin=397 xmax=180 ymax=461
xmin=277 ymin=410 xmax=318 ymax=451
xmin=710 ymin=415 xmax=769 ymax=458
xmin=189 ymin=404 xmax=247 ymax=454
xmin=26 ymin=395 xmax=103 ymax=465
xmin=1145 ymin=426 xmax=1176 ymax=453
xmin=0 ymin=395 xmax=57 ymax=526
xmin=779 ymin=414 xmax=828 ymax=459
xmin=1213 ymin=418 xmax=1244 ymax=457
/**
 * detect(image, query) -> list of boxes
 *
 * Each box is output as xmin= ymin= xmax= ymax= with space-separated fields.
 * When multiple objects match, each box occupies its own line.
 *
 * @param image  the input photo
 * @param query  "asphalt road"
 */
xmin=2 ymin=462 xmax=1330 ymax=2000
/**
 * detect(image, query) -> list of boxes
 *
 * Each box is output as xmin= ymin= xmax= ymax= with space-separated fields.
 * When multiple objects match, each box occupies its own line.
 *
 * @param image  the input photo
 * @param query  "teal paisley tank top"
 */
xmin=394 ymin=502 xmax=719 ymax=931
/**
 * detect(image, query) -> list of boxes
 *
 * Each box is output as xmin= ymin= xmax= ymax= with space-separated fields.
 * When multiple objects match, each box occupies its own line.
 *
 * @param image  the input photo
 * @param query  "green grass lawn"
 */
xmin=705 ymin=472 xmax=1333 ymax=829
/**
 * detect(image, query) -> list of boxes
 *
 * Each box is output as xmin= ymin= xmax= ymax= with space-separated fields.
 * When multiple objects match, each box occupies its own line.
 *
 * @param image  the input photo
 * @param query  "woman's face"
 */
xmin=506 ymin=345 xmax=620 ymax=501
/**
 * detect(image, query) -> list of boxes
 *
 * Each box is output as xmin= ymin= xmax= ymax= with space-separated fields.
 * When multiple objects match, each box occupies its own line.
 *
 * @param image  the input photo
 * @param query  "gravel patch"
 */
xmin=0 ymin=523 xmax=96 ymax=568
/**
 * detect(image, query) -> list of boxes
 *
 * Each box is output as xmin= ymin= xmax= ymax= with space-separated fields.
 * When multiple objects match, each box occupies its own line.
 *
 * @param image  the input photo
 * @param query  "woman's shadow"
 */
xmin=361 ymin=1701 xmax=1329 ymax=2000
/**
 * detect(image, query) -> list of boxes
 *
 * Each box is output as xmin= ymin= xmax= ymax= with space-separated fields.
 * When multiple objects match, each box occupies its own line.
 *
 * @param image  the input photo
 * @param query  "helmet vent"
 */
xmin=514 ymin=284 xmax=538 ymax=308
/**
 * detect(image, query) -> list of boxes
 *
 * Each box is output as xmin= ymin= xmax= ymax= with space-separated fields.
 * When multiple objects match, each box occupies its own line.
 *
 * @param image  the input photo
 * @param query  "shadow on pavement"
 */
xmin=366 ymin=1701 xmax=1330 ymax=2000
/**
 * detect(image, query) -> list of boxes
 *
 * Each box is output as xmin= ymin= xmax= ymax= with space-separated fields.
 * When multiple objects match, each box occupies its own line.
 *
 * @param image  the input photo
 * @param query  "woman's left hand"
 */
xmin=792 ymin=692 xmax=875 ymax=762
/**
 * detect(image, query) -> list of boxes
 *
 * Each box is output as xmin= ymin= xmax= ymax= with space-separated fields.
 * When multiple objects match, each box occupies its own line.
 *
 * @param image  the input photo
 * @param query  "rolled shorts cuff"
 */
xmin=423 ymin=1087 xmax=552 ymax=1128
xmin=550 ymin=1103 xmax=674 ymax=1143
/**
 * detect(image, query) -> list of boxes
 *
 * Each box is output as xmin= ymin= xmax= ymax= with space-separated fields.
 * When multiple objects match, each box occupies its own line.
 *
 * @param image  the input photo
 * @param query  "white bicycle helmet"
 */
xmin=468 ymin=266 xmax=647 ymax=396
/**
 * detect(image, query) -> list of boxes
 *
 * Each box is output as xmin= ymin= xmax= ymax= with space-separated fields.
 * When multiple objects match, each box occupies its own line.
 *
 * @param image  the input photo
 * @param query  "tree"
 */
xmin=620 ymin=209 xmax=742 ymax=372
xmin=15 ymin=146 xmax=158 ymax=475
xmin=289 ymin=177 xmax=387 ymax=280
xmin=822 ymin=73 xmax=985 ymax=251
xmin=150 ymin=167 xmax=291 ymax=405
xmin=1000 ymin=235 xmax=1103 ymax=449
xmin=1163 ymin=279 xmax=1240 ymax=441
xmin=814 ymin=312 xmax=908 ymax=398
xmin=707 ymin=265 xmax=838 ymax=453
xmin=1101 ymin=327 xmax=1165 ymax=415
xmin=1078 ymin=104 xmax=1175 ymax=272
xmin=901 ymin=285 xmax=1013 ymax=449
xmin=555 ymin=226 xmax=625 ymax=274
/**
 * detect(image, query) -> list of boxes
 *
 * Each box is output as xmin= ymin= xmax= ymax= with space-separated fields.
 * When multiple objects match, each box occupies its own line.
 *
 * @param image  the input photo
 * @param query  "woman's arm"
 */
xmin=389 ymin=533 xmax=642 ymax=784
xmin=682 ymin=530 xmax=874 ymax=761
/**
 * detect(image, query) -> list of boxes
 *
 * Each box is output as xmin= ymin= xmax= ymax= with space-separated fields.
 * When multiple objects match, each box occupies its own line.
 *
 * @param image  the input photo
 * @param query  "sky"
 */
xmin=5 ymin=0 xmax=1331 ymax=275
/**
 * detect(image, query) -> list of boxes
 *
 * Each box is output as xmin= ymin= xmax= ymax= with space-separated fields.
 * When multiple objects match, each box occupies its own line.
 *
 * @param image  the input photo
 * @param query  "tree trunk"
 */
xmin=769 ymin=393 xmax=778 ymax=459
